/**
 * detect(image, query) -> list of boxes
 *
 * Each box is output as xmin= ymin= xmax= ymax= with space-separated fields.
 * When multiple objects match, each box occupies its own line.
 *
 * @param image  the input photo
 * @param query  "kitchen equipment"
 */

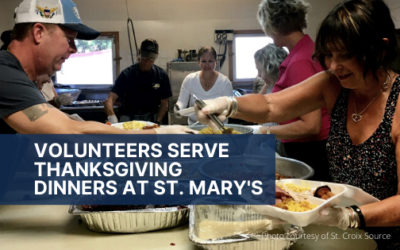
xmin=55 ymin=88 xmax=81 ymax=102
xmin=193 ymin=95 xmax=229 ymax=134
xmin=189 ymin=124 xmax=253 ymax=134
xmin=198 ymin=156 xmax=314 ymax=180
xmin=185 ymin=49 xmax=198 ymax=61
xmin=69 ymin=205 xmax=189 ymax=233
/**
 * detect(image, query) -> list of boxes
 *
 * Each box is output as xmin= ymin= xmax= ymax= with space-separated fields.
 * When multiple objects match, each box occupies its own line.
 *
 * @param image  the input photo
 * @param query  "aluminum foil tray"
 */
xmin=69 ymin=205 xmax=189 ymax=233
xmin=189 ymin=205 xmax=303 ymax=250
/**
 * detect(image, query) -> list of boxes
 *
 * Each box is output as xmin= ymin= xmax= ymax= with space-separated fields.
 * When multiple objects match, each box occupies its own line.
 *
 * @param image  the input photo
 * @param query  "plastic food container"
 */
xmin=55 ymin=88 xmax=81 ymax=102
xmin=250 ymin=179 xmax=348 ymax=227
xmin=189 ymin=204 xmax=303 ymax=250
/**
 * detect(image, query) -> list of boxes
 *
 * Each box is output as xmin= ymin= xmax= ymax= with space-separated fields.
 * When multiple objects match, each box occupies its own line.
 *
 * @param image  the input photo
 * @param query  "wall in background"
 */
xmin=5 ymin=0 xmax=399 ymax=78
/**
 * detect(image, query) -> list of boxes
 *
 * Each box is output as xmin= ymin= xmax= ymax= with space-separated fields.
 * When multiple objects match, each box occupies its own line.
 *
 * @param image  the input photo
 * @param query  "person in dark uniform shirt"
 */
xmin=105 ymin=39 xmax=172 ymax=124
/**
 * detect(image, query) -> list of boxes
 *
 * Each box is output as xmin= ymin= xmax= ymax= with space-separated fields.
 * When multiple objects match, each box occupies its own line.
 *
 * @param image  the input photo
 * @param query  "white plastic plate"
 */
xmin=111 ymin=120 xmax=156 ymax=130
xmin=176 ymin=107 xmax=195 ymax=117
xmin=250 ymin=179 xmax=348 ymax=227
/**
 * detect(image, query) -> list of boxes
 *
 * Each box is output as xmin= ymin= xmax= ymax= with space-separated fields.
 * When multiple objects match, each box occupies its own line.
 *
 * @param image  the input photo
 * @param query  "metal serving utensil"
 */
xmin=193 ymin=95 xmax=230 ymax=134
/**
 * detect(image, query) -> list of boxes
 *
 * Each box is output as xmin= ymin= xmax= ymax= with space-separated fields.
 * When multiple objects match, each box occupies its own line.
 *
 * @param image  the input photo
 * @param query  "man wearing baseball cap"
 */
xmin=105 ymin=38 xmax=172 ymax=125
xmin=0 ymin=0 xmax=194 ymax=135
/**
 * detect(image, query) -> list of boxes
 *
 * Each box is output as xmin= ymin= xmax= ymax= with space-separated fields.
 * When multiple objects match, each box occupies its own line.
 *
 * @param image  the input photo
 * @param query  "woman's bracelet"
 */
xmin=350 ymin=205 xmax=366 ymax=229
xmin=346 ymin=206 xmax=366 ymax=229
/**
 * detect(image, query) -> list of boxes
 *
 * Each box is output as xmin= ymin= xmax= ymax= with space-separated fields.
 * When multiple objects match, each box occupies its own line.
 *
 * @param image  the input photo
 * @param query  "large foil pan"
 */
xmin=190 ymin=124 xmax=253 ymax=134
xmin=189 ymin=205 xmax=303 ymax=250
xmin=69 ymin=205 xmax=189 ymax=233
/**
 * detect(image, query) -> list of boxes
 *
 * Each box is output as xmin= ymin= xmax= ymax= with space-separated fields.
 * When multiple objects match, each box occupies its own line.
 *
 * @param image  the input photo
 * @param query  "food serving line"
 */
xmin=0 ymin=125 xmax=377 ymax=250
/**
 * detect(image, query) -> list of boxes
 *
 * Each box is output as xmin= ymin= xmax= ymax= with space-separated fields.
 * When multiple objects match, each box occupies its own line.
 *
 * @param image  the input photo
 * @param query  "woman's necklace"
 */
xmin=201 ymin=74 xmax=214 ymax=89
xmin=352 ymin=74 xmax=390 ymax=123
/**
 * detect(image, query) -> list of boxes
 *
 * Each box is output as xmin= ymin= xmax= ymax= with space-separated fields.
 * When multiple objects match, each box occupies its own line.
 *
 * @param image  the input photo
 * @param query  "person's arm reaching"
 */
xmin=195 ymin=71 xmax=339 ymax=128
xmin=4 ymin=103 xmax=196 ymax=134
xmin=156 ymin=98 xmax=168 ymax=124
xmin=104 ymin=92 xmax=119 ymax=124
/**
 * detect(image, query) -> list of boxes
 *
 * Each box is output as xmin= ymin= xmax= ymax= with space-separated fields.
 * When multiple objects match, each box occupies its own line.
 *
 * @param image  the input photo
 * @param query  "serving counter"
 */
xmin=0 ymin=126 xmax=377 ymax=249
xmin=0 ymin=204 xmax=376 ymax=250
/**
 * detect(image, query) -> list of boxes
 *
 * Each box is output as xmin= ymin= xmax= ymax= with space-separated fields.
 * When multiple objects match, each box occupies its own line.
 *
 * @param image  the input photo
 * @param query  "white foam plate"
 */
xmin=249 ymin=179 xmax=348 ymax=227
xmin=176 ymin=107 xmax=195 ymax=116
xmin=111 ymin=120 xmax=156 ymax=130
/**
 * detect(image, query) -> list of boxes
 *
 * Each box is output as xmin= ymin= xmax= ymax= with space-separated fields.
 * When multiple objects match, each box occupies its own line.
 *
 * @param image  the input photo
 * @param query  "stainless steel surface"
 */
xmin=189 ymin=205 xmax=303 ymax=250
xmin=274 ymin=157 xmax=314 ymax=180
xmin=69 ymin=205 xmax=189 ymax=233
xmin=167 ymin=62 xmax=203 ymax=98
xmin=189 ymin=124 xmax=253 ymax=134
xmin=198 ymin=156 xmax=314 ymax=180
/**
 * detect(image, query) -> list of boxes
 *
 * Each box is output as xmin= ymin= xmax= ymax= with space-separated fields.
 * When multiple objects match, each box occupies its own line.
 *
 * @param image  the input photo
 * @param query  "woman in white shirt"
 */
xmin=175 ymin=46 xmax=233 ymax=125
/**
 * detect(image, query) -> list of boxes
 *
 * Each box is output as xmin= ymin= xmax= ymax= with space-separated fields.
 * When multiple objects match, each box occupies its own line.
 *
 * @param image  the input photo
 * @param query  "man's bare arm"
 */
xmin=5 ymin=103 xmax=155 ymax=134
xmin=22 ymin=103 xmax=55 ymax=121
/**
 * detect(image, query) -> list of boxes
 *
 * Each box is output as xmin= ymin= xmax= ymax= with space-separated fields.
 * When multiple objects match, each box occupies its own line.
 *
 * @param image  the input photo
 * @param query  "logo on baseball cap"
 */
xmin=14 ymin=0 xmax=100 ymax=40
xmin=140 ymin=38 xmax=159 ymax=60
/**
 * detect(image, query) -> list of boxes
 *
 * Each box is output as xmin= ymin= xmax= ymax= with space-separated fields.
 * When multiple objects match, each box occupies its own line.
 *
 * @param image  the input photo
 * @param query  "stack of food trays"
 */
xmin=189 ymin=204 xmax=303 ymax=250
xmin=69 ymin=204 xmax=189 ymax=233
xmin=252 ymin=179 xmax=348 ymax=227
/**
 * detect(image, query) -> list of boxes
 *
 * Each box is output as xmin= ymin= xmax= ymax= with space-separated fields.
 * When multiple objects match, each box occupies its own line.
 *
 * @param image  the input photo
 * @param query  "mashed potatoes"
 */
xmin=199 ymin=127 xmax=241 ymax=134
xmin=122 ymin=120 xmax=147 ymax=130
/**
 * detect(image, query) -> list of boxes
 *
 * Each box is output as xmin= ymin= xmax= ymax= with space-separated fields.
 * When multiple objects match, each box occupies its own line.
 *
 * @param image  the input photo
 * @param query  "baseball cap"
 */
xmin=140 ymin=38 xmax=159 ymax=59
xmin=14 ymin=0 xmax=100 ymax=40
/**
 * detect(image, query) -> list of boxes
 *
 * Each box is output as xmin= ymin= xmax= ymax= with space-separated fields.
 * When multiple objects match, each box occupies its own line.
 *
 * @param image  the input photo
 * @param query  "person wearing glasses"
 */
xmin=105 ymin=38 xmax=172 ymax=124
xmin=175 ymin=46 xmax=233 ymax=125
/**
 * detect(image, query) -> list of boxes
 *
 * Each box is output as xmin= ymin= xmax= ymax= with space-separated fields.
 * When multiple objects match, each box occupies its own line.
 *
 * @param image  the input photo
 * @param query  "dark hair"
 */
xmin=313 ymin=0 xmax=397 ymax=79
xmin=11 ymin=23 xmax=57 ymax=42
xmin=198 ymin=46 xmax=217 ymax=61
xmin=0 ymin=30 xmax=12 ymax=50
xmin=140 ymin=38 xmax=159 ymax=54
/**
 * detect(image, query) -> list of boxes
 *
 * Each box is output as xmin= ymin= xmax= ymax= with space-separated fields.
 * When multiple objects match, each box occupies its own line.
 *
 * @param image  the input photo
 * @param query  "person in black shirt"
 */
xmin=104 ymin=39 xmax=172 ymax=124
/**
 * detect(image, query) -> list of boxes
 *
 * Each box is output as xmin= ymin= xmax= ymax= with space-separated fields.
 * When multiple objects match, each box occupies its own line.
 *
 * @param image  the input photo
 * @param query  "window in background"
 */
xmin=55 ymin=32 xmax=120 ymax=89
xmin=233 ymin=34 xmax=273 ymax=82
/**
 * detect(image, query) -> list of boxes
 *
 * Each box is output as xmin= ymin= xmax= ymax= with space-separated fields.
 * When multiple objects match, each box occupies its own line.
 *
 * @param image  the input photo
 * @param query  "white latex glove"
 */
xmin=154 ymin=125 xmax=198 ymax=134
xmin=173 ymin=104 xmax=182 ymax=118
xmin=194 ymin=97 xmax=231 ymax=130
xmin=314 ymin=206 xmax=350 ymax=230
xmin=107 ymin=115 xmax=118 ymax=124
xmin=54 ymin=94 xmax=74 ymax=106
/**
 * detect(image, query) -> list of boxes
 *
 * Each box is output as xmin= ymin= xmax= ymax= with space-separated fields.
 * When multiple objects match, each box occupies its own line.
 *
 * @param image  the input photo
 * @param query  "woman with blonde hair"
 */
xmin=255 ymin=0 xmax=331 ymax=181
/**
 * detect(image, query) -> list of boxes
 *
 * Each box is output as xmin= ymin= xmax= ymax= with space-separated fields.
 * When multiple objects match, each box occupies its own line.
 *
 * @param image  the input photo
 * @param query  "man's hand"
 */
xmin=54 ymin=94 xmax=74 ymax=106
xmin=194 ymin=97 xmax=232 ymax=130
xmin=154 ymin=125 xmax=198 ymax=134
xmin=107 ymin=115 xmax=118 ymax=124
